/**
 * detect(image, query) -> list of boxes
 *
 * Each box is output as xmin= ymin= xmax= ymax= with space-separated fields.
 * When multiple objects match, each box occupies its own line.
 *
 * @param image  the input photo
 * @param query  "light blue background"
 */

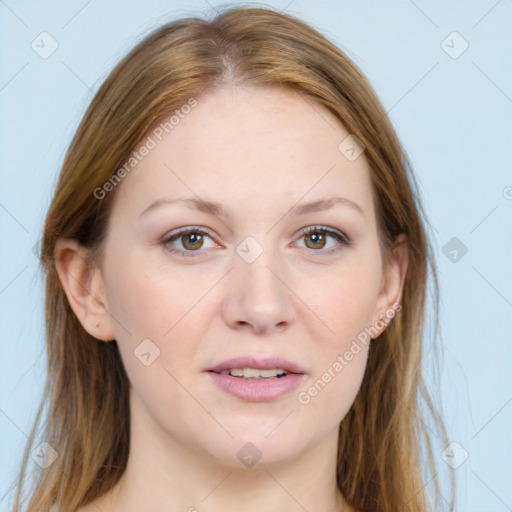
xmin=1 ymin=1 xmax=511 ymax=510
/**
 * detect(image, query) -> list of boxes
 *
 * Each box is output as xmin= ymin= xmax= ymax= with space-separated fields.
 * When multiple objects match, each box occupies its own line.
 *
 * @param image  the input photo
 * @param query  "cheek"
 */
xmin=296 ymin=281 xmax=372 ymax=427
xmin=102 ymin=256 xmax=211 ymax=425
xmin=292 ymin=252 xmax=380 ymax=418
xmin=298 ymin=254 xmax=382 ymax=347
xmin=105 ymin=248 xmax=205 ymax=326
xmin=103 ymin=252 xmax=213 ymax=372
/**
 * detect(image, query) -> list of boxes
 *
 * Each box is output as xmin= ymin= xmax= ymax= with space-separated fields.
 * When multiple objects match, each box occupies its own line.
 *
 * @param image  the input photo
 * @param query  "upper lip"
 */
xmin=207 ymin=356 xmax=306 ymax=374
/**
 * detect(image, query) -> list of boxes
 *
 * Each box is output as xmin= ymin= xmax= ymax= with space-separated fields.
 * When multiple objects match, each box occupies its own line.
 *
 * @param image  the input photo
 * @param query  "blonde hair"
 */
xmin=12 ymin=6 xmax=455 ymax=511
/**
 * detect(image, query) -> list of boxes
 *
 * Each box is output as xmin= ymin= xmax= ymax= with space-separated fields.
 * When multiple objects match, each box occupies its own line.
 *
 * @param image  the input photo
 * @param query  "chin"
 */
xmin=202 ymin=423 xmax=314 ymax=469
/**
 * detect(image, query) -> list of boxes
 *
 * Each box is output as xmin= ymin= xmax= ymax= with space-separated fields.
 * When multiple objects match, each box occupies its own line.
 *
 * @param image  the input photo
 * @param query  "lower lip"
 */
xmin=207 ymin=372 xmax=305 ymax=402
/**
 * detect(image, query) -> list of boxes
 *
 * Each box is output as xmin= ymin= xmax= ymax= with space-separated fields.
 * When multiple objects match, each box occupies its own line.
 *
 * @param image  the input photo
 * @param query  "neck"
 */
xmin=99 ymin=391 xmax=348 ymax=512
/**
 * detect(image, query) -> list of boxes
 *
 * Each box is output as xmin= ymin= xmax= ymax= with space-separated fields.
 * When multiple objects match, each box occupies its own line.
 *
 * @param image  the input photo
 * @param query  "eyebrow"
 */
xmin=138 ymin=195 xmax=365 ymax=219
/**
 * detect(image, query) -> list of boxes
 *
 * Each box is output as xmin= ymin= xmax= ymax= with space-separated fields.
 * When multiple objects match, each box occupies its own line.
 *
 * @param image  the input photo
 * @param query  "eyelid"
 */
xmin=161 ymin=225 xmax=216 ymax=242
xmin=161 ymin=226 xmax=220 ymax=255
xmin=161 ymin=224 xmax=352 ymax=257
xmin=292 ymin=225 xmax=353 ymax=255
xmin=296 ymin=225 xmax=352 ymax=245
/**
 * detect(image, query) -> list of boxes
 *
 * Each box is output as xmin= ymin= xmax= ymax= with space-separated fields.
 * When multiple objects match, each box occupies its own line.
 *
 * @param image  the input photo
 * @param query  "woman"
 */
xmin=13 ymin=6 xmax=455 ymax=512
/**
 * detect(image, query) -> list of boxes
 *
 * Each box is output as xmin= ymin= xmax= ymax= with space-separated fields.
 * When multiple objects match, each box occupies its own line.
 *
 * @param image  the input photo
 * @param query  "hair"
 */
xmin=11 ymin=5 xmax=455 ymax=512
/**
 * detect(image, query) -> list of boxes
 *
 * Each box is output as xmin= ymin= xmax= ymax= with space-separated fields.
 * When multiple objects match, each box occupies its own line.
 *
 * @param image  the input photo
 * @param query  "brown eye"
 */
xmin=295 ymin=226 xmax=352 ymax=254
xmin=304 ymin=231 xmax=327 ymax=249
xmin=181 ymin=232 xmax=204 ymax=250
xmin=161 ymin=228 xmax=218 ymax=257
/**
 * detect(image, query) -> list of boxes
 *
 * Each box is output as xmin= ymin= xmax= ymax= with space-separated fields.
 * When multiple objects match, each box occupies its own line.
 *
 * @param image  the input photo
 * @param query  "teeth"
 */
xmin=243 ymin=368 xmax=260 ymax=378
xmin=219 ymin=368 xmax=288 ymax=378
xmin=258 ymin=369 xmax=278 ymax=378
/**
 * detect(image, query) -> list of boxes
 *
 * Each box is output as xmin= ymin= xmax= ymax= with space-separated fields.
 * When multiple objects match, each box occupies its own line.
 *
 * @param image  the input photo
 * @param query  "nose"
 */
xmin=221 ymin=250 xmax=295 ymax=335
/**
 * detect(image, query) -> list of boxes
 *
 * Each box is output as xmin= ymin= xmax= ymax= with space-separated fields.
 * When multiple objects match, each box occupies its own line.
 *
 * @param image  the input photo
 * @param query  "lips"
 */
xmin=206 ymin=356 xmax=307 ymax=402
xmin=207 ymin=356 xmax=306 ymax=375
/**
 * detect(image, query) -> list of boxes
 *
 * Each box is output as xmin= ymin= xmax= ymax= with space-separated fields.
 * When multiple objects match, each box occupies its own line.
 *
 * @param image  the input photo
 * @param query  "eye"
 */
xmin=161 ymin=227 xmax=219 ymax=257
xmin=293 ymin=226 xmax=352 ymax=254
xmin=161 ymin=225 xmax=352 ymax=258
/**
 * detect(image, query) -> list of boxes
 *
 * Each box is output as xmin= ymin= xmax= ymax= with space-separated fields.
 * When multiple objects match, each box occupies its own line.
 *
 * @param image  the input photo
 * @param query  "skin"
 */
xmin=56 ymin=85 xmax=407 ymax=512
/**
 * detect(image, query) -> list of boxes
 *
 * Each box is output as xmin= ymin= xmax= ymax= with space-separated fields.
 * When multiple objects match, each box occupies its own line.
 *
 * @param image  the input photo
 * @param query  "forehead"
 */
xmin=111 ymin=85 xmax=375 ymax=223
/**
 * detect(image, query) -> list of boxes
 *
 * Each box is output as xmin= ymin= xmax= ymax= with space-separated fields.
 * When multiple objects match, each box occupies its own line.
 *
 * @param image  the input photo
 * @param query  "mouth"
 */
xmin=213 ymin=367 xmax=290 ymax=380
xmin=206 ymin=356 xmax=306 ymax=402
xmin=207 ymin=356 xmax=306 ymax=377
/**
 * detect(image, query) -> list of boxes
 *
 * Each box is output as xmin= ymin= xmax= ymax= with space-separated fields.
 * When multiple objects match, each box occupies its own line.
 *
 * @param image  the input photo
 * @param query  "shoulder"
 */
xmin=75 ymin=498 xmax=110 ymax=512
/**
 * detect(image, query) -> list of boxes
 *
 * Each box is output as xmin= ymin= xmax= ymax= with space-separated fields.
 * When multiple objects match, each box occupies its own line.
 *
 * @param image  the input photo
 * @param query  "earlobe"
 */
xmin=372 ymin=234 xmax=408 ymax=337
xmin=54 ymin=238 xmax=115 ymax=341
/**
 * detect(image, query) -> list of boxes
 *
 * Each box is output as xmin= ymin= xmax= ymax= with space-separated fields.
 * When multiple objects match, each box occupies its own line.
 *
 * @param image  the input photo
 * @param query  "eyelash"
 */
xmin=160 ymin=225 xmax=352 ymax=258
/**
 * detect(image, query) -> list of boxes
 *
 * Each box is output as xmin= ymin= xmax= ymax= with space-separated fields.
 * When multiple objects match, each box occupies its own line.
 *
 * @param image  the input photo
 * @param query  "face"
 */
xmin=93 ymin=85 xmax=400 ymax=468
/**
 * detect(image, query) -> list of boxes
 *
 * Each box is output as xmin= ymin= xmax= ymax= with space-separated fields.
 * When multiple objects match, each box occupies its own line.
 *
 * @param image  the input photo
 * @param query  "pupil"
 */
xmin=184 ymin=233 xmax=202 ymax=249
xmin=307 ymin=232 xmax=325 ymax=249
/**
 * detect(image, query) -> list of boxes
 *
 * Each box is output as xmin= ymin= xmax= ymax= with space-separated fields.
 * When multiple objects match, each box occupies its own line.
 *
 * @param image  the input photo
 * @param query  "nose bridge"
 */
xmin=238 ymin=252 xmax=283 ymax=303
xmin=221 ymin=237 xmax=294 ymax=333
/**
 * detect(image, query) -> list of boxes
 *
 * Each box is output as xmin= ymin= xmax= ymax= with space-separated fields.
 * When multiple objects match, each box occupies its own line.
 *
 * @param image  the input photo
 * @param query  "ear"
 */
xmin=54 ymin=238 xmax=115 ymax=341
xmin=372 ymin=233 xmax=408 ymax=337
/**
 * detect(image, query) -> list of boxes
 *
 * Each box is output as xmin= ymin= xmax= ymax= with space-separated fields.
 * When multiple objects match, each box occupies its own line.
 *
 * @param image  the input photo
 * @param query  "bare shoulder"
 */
xmin=75 ymin=495 xmax=111 ymax=512
xmin=75 ymin=504 xmax=101 ymax=512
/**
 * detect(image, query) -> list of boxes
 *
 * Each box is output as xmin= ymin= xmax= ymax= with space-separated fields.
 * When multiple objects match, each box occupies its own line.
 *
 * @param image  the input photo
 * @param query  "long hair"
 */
xmin=12 ymin=6 xmax=455 ymax=511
